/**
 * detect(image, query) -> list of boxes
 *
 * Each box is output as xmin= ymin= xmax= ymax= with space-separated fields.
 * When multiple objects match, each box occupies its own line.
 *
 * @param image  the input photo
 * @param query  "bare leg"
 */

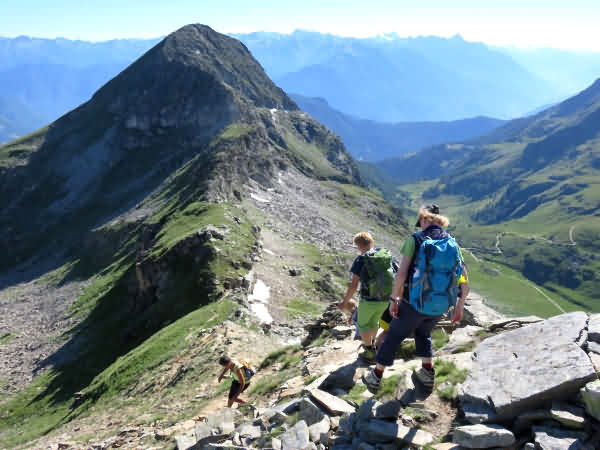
xmin=375 ymin=330 xmax=388 ymax=349
xmin=361 ymin=328 xmax=377 ymax=348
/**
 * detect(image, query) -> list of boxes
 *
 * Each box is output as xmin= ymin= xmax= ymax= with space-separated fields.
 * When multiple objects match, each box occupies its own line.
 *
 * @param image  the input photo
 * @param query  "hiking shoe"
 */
xmin=362 ymin=367 xmax=382 ymax=393
xmin=358 ymin=345 xmax=377 ymax=364
xmin=414 ymin=367 xmax=435 ymax=391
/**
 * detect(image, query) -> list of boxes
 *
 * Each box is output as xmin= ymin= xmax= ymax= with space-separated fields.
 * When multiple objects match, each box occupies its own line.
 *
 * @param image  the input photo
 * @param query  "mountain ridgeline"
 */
xmin=235 ymin=31 xmax=557 ymax=122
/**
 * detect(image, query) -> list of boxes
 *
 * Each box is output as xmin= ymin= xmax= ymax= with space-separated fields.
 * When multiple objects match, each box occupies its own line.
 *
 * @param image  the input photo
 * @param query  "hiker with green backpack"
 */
xmin=362 ymin=205 xmax=469 ymax=392
xmin=338 ymin=232 xmax=397 ymax=364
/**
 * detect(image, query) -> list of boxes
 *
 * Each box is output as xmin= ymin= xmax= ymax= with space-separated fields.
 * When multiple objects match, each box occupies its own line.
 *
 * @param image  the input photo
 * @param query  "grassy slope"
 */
xmin=0 ymin=195 xmax=255 ymax=447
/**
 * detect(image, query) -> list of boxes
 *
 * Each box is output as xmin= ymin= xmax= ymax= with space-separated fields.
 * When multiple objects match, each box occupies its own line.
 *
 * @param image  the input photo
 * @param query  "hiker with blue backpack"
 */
xmin=362 ymin=205 xmax=469 ymax=392
xmin=338 ymin=232 xmax=398 ymax=364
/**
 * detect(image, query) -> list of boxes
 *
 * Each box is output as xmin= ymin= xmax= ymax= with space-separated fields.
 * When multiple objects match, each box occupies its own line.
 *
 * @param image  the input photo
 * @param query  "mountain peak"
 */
xmin=90 ymin=23 xmax=297 ymax=117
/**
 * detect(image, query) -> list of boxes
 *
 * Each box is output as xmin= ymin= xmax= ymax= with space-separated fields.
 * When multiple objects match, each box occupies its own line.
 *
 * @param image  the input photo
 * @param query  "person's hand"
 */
xmin=390 ymin=299 xmax=399 ymax=318
xmin=218 ymin=374 xmax=223 ymax=383
xmin=452 ymin=304 xmax=464 ymax=324
xmin=337 ymin=300 xmax=348 ymax=312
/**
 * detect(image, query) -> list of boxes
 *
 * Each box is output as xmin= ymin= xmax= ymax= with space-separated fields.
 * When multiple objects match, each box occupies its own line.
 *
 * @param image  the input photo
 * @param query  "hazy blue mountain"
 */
xmin=235 ymin=31 xmax=555 ymax=121
xmin=0 ymin=95 xmax=44 ymax=144
xmin=0 ymin=35 xmax=159 ymax=70
xmin=292 ymin=93 xmax=505 ymax=161
xmin=501 ymin=47 xmax=600 ymax=100
xmin=0 ymin=36 xmax=159 ymax=141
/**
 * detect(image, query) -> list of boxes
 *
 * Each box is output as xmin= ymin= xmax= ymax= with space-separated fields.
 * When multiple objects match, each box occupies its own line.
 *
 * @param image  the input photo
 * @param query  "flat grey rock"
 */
xmin=235 ymin=424 xmax=261 ymax=439
xmin=453 ymin=424 xmax=515 ymax=449
xmin=299 ymin=397 xmax=327 ymax=426
xmin=358 ymin=419 xmax=433 ymax=447
xmin=533 ymin=426 xmax=591 ymax=450
xmin=280 ymin=420 xmax=310 ymax=450
xmin=550 ymin=401 xmax=586 ymax=429
xmin=460 ymin=312 xmax=595 ymax=422
xmin=581 ymin=379 xmax=600 ymax=421
xmin=588 ymin=314 xmax=600 ymax=343
xmin=310 ymin=389 xmax=355 ymax=416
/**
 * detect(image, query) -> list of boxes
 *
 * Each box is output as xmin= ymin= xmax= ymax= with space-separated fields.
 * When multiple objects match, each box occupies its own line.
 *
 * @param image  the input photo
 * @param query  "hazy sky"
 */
xmin=3 ymin=0 xmax=600 ymax=51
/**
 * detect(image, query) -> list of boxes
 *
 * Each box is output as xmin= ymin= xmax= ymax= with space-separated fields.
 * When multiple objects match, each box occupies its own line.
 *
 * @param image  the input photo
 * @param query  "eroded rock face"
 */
xmin=459 ymin=312 xmax=595 ymax=423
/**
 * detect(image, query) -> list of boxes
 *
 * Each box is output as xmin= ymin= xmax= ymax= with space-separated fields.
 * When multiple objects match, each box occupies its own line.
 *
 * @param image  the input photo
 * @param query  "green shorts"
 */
xmin=357 ymin=300 xmax=389 ymax=333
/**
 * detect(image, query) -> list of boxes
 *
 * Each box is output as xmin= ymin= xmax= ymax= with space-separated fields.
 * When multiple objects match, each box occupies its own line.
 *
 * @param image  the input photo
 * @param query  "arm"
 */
xmin=217 ymin=366 xmax=228 ymax=383
xmin=452 ymin=265 xmax=470 ymax=323
xmin=390 ymin=255 xmax=411 ymax=317
xmin=338 ymin=274 xmax=360 ymax=311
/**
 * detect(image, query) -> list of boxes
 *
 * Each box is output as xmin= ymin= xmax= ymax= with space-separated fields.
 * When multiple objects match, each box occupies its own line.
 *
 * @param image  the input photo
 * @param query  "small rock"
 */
xmin=581 ymin=379 xmax=600 ymax=421
xmin=453 ymin=424 xmax=515 ymax=449
xmin=289 ymin=268 xmax=302 ymax=276
xmin=280 ymin=420 xmax=310 ymax=450
xmin=235 ymin=423 xmax=261 ymax=439
xmin=533 ymin=426 xmax=590 ymax=450
xmin=308 ymin=416 xmax=330 ymax=443
xmin=374 ymin=400 xmax=403 ymax=420
xmin=550 ymin=401 xmax=586 ymax=429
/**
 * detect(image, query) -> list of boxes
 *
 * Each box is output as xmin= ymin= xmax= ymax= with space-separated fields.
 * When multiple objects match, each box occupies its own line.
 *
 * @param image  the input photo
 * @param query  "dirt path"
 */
xmin=569 ymin=225 xmax=577 ymax=246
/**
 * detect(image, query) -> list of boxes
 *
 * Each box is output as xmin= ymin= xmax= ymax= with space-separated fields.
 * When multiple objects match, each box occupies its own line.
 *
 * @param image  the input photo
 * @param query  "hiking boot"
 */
xmin=414 ymin=367 xmax=435 ymax=391
xmin=362 ymin=367 xmax=382 ymax=393
xmin=358 ymin=345 xmax=377 ymax=364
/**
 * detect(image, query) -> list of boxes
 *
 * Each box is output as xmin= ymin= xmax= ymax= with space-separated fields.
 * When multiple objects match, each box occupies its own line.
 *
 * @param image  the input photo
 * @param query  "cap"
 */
xmin=415 ymin=204 xmax=440 ymax=227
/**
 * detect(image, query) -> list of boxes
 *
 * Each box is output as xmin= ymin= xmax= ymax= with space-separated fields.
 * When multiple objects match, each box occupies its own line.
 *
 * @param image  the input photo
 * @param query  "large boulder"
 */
xmin=459 ymin=312 xmax=596 ymax=422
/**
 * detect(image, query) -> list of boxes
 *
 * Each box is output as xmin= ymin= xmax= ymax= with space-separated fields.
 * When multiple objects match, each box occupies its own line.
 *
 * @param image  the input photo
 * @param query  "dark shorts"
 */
xmin=228 ymin=380 xmax=250 ymax=399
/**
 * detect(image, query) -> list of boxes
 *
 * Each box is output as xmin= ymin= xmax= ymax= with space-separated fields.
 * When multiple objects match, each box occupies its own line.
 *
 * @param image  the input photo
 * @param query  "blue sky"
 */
xmin=3 ymin=0 xmax=600 ymax=50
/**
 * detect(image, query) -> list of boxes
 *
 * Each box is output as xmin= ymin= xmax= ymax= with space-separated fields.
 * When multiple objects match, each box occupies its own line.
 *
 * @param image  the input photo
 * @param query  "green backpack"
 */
xmin=360 ymin=248 xmax=395 ymax=301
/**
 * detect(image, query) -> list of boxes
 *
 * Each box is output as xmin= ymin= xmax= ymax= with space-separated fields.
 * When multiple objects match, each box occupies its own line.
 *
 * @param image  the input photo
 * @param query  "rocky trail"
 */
xmin=32 ymin=294 xmax=600 ymax=450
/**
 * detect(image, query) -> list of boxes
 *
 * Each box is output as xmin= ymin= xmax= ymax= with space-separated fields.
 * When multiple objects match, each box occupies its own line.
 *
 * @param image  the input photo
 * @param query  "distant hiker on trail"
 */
xmin=216 ymin=355 xmax=255 ymax=408
xmin=362 ymin=205 xmax=469 ymax=393
xmin=338 ymin=232 xmax=398 ymax=364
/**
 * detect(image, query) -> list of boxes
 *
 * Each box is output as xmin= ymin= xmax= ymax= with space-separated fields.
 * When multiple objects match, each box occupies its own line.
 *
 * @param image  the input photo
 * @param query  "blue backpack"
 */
xmin=408 ymin=227 xmax=462 ymax=316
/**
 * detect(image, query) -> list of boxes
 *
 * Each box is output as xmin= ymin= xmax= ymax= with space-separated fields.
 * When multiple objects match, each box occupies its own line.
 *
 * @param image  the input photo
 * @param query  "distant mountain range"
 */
xmin=235 ymin=31 xmax=563 ymax=122
xmin=1 ymin=32 xmax=598 ymax=148
xmin=292 ymin=93 xmax=505 ymax=161
xmin=0 ymin=36 xmax=159 ymax=143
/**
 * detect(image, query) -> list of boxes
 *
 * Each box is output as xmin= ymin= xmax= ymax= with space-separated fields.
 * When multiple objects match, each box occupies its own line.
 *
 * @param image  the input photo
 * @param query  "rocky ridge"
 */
xmin=32 ymin=295 xmax=600 ymax=450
